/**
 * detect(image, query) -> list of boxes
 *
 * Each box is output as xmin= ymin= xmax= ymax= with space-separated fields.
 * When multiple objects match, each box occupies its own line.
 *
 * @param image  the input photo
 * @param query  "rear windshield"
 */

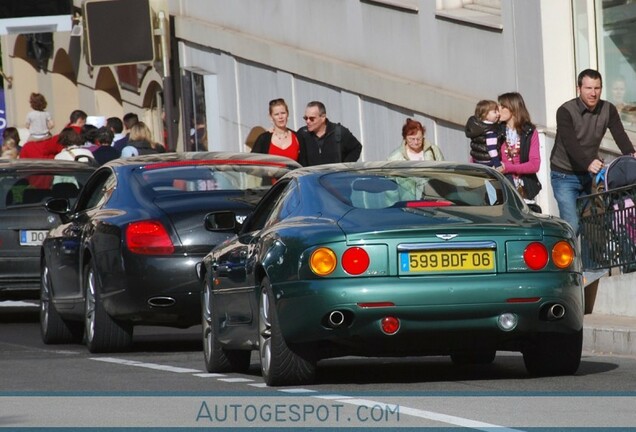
xmin=320 ymin=169 xmax=504 ymax=209
xmin=1 ymin=171 xmax=92 ymax=209
xmin=136 ymin=163 xmax=294 ymax=195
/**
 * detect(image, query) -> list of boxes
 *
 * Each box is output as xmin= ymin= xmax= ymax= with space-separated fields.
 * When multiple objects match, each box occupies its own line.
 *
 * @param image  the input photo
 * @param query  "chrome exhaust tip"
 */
xmin=147 ymin=296 xmax=176 ymax=308
xmin=547 ymin=303 xmax=566 ymax=320
xmin=327 ymin=310 xmax=345 ymax=328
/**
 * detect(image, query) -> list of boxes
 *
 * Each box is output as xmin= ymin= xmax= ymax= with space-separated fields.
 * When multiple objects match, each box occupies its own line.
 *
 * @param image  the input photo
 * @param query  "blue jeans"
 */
xmin=550 ymin=171 xmax=593 ymax=235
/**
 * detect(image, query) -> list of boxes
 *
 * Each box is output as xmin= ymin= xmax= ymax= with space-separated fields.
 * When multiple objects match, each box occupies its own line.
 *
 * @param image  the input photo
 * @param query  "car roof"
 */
xmin=103 ymin=151 xmax=302 ymax=170
xmin=283 ymin=160 xmax=495 ymax=179
xmin=0 ymin=159 xmax=96 ymax=173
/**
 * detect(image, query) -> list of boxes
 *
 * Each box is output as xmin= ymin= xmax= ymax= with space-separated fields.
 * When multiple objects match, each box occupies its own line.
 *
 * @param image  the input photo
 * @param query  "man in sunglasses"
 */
xmin=297 ymin=101 xmax=362 ymax=166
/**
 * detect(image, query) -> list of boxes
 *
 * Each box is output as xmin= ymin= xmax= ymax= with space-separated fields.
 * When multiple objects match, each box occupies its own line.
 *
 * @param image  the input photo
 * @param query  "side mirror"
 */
xmin=204 ymin=211 xmax=239 ymax=231
xmin=45 ymin=197 xmax=71 ymax=214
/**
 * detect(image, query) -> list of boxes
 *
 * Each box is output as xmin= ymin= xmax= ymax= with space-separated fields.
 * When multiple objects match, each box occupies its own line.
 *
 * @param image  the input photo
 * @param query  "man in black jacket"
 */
xmin=297 ymin=101 xmax=362 ymax=166
xmin=550 ymin=69 xmax=635 ymax=234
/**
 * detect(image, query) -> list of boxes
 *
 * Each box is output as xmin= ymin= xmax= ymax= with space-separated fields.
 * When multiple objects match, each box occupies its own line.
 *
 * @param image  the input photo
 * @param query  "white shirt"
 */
xmin=55 ymin=146 xmax=95 ymax=162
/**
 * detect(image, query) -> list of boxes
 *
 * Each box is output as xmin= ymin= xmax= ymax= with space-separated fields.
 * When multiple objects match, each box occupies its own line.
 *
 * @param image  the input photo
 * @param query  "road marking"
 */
xmin=0 ymin=300 xmax=38 ymax=307
xmin=88 ymin=357 xmax=521 ymax=430
xmin=278 ymin=388 xmax=317 ymax=393
xmin=90 ymin=357 xmax=201 ymax=373
xmin=337 ymin=398 xmax=520 ymax=432
xmin=315 ymin=394 xmax=353 ymax=400
xmin=217 ymin=377 xmax=254 ymax=383
xmin=193 ymin=373 xmax=226 ymax=378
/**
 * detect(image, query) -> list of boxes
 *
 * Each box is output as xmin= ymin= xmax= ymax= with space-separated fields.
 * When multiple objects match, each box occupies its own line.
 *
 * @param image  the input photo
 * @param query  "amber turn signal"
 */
xmin=552 ymin=241 xmax=575 ymax=269
xmin=310 ymin=247 xmax=337 ymax=276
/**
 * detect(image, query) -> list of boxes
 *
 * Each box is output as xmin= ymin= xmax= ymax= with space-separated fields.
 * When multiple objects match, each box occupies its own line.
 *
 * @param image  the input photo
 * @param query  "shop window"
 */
xmin=600 ymin=0 xmax=636 ymax=130
xmin=182 ymin=69 xmax=208 ymax=152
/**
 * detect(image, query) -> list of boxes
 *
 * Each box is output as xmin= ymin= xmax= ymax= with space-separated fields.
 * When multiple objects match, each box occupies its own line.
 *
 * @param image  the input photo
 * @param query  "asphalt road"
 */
xmin=1 ymin=300 xmax=636 ymax=430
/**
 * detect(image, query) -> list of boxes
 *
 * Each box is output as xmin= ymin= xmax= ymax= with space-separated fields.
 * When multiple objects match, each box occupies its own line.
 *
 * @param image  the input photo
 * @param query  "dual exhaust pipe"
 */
xmin=327 ymin=310 xmax=346 ymax=328
xmin=325 ymin=303 xmax=567 ymax=330
xmin=545 ymin=303 xmax=566 ymax=321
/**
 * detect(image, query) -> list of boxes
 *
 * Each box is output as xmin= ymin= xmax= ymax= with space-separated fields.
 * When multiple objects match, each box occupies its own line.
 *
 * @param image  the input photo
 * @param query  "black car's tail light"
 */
xmin=310 ymin=247 xmax=337 ymax=276
xmin=126 ymin=220 xmax=175 ymax=255
xmin=341 ymin=247 xmax=370 ymax=275
xmin=552 ymin=241 xmax=575 ymax=269
xmin=523 ymin=242 xmax=548 ymax=270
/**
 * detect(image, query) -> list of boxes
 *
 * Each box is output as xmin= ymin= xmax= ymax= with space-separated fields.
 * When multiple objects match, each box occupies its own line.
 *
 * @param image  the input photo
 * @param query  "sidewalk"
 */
xmin=584 ymin=313 xmax=636 ymax=357
xmin=582 ymin=271 xmax=636 ymax=357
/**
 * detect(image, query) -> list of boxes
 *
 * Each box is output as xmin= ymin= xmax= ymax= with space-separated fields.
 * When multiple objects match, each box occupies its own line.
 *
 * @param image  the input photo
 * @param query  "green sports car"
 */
xmin=198 ymin=161 xmax=583 ymax=386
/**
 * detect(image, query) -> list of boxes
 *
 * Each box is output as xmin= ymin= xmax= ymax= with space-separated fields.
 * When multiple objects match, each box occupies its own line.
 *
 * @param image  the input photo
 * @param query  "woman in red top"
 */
xmin=251 ymin=98 xmax=300 ymax=162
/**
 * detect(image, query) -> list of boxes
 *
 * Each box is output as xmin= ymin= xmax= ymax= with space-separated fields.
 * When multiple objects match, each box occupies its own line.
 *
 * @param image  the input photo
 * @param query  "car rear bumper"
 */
xmin=0 ymin=257 xmax=40 ymax=299
xmin=0 ymin=280 xmax=40 ymax=300
xmin=98 ymin=254 xmax=203 ymax=327
xmin=272 ymin=272 xmax=584 ymax=355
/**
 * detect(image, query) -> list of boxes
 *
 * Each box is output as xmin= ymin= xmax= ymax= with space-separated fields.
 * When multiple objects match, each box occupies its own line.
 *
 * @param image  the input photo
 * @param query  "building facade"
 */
xmin=1 ymin=0 xmax=635 ymax=216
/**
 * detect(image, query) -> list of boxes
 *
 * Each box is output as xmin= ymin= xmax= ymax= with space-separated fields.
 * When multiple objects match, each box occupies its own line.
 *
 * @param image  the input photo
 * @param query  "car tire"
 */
xmin=84 ymin=263 xmax=133 ymax=353
xmin=450 ymin=350 xmax=496 ymax=365
xmin=202 ymin=281 xmax=251 ymax=372
xmin=523 ymin=329 xmax=582 ymax=376
xmin=258 ymin=277 xmax=315 ymax=386
xmin=40 ymin=263 xmax=83 ymax=344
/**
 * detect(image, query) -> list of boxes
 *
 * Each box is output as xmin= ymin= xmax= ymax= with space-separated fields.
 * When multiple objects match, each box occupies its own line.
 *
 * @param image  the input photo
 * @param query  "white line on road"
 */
xmin=90 ymin=357 xmax=202 ymax=374
xmin=193 ymin=373 xmax=226 ymax=378
xmin=88 ymin=357 xmax=522 ymax=430
xmin=0 ymin=300 xmax=38 ymax=307
xmin=340 ymin=398 xmax=521 ymax=432
xmin=217 ymin=377 xmax=254 ymax=383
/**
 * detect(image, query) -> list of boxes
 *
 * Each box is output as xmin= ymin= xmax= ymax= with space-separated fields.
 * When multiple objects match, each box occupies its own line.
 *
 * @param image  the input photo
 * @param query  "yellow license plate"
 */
xmin=401 ymin=250 xmax=495 ymax=273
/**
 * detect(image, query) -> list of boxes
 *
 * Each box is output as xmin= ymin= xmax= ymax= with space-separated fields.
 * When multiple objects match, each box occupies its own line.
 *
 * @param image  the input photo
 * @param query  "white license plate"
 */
xmin=19 ymin=230 xmax=49 ymax=246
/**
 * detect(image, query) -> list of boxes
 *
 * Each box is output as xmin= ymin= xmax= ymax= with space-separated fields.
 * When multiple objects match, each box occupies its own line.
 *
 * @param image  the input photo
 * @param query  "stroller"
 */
xmin=578 ymin=155 xmax=636 ymax=272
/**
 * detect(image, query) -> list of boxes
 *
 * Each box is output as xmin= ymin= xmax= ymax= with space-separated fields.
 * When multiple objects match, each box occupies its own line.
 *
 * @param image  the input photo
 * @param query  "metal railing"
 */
xmin=577 ymin=183 xmax=636 ymax=272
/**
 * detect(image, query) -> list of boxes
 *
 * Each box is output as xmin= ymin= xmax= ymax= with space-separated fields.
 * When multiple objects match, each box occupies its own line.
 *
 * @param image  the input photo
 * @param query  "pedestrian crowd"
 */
xmin=2 ymin=68 xmax=634 ymax=237
xmin=1 ymin=103 xmax=166 ymax=167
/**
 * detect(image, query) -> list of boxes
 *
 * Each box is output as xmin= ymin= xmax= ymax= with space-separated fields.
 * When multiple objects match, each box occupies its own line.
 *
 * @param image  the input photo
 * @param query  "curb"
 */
xmin=583 ymin=314 xmax=636 ymax=357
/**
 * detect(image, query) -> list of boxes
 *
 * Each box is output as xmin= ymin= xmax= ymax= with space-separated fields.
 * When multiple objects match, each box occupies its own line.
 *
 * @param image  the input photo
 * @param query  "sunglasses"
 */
xmin=303 ymin=114 xmax=324 ymax=122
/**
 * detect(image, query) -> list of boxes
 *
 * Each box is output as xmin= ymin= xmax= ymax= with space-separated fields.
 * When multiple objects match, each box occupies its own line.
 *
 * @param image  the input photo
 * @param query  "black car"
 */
xmin=40 ymin=152 xmax=300 ymax=353
xmin=0 ymin=159 xmax=95 ymax=300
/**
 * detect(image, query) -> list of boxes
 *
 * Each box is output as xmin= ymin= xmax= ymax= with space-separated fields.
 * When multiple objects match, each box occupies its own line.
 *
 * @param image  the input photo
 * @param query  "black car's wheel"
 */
xmin=84 ymin=263 xmax=133 ymax=353
xmin=450 ymin=350 xmax=496 ymax=365
xmin=202 ymin=281 xmax=251 ymax=372
xmin=258 ymin=278 xmax=315 ymax=386
xmin=523 ymin=330 xmax=582 ymax=376
xmin=40 ymin=263 xmax=83 ymax=344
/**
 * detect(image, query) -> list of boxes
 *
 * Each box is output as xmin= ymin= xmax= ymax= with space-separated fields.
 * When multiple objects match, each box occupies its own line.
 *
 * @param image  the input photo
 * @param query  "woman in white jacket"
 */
xmin=387 ymin=118 xmax=444 ymax=161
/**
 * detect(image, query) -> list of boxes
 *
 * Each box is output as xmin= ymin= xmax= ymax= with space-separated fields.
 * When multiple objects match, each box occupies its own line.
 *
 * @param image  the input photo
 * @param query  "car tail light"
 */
xmin=310 ymin=247 xmax=337 ymax=276
xmin=341 ymin=247 xmax=370 ymax=275
xmin=380 ymin=316 xmax=400 ymax=335
xmin=126 ymin=220 xmax=175 ymax=255
xmin=406 ymin=200 xmax=453 ymax=207
xmin=523 ymin=242 xmax=548 ymax=270
xmin=552 ymin=241 xmax=575 ymax=269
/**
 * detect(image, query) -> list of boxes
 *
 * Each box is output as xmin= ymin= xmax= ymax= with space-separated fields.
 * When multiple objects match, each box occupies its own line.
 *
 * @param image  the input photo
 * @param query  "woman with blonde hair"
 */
xmin=251 ymin=98 xmax=300 ymax=162
xmin=121 ymin=121 xmax=165 ymax=157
